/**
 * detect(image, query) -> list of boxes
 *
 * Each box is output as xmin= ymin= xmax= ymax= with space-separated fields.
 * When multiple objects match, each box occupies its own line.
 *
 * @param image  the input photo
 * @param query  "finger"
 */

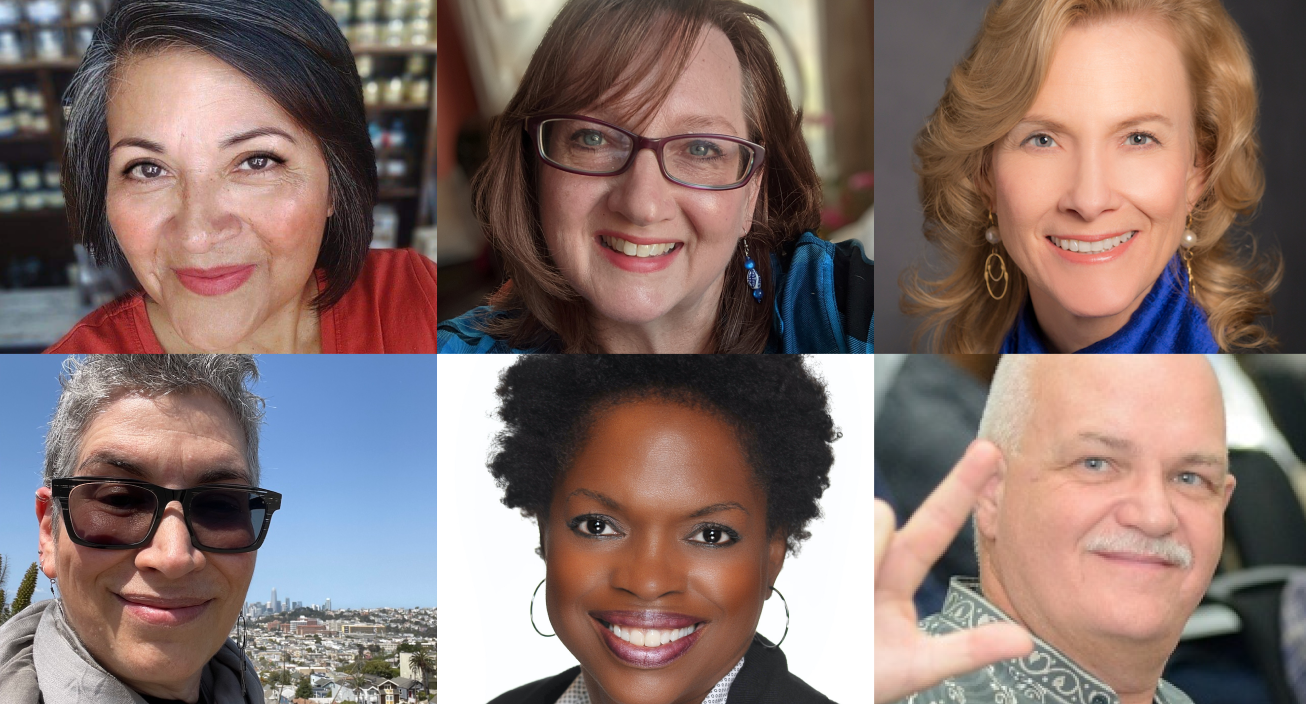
xmin=890 ymin=623 xmax=1034 ymax=702
xmin=878 ymin=440 xmax=1003 ymax=596
xmin=874 ymin=500 xmax=896 ymax=578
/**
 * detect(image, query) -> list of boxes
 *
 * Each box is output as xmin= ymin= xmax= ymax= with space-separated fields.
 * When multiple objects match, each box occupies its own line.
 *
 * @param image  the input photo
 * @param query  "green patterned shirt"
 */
xmin=897 ymin=578 xmax=1194 ymax=704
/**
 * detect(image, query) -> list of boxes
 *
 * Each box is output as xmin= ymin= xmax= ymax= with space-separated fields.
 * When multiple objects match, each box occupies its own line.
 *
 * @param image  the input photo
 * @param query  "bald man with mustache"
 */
xmin=876 ymin=355 xmax=1234 ymax=704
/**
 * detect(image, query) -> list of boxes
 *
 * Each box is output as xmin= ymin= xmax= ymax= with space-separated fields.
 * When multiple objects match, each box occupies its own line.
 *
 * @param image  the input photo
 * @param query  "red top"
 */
xmin=45 ymin=248 xmax=438 ymax=354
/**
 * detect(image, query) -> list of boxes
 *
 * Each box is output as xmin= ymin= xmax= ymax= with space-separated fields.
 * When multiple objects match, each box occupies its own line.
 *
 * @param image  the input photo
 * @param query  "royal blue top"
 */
xmin=999 ymin=254 xmax=1217 ymax=353
xmin=437 ymin=232 xmax=874 ymax=354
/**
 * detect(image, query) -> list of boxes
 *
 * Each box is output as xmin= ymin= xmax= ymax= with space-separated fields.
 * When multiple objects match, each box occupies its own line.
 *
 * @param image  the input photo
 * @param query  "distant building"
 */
xmin=378 ymin=676 xmax=424 ymax=703
xmin=271 ymin=587 xmax=277 ymax=612
xmin=341 ymin=623 xmax=384 ymax=635
xmin=325 ymin=597 xmax=332 ymax=611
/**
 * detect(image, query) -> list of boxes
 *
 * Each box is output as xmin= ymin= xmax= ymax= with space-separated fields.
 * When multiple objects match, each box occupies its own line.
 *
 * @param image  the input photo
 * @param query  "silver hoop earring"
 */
xmin=759 ymin=586 xmax=789 ymax=649
xmin=530 ymin=578 xmax=556 ymax=637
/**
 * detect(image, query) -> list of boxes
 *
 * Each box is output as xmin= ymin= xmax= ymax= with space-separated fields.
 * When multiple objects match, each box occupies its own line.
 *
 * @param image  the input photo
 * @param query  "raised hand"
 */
xmin=875 ymin=440 xmax=1035 ymax=703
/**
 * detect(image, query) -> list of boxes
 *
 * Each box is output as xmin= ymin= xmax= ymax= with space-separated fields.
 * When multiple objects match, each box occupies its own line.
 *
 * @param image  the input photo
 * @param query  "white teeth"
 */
xmin=607 ymin=622 xmax=698 ymax=647
xmin=1051 ymin=231 xmax=1134 ymax=254
xmin=602 ymin=235 xmax=676 ymax=258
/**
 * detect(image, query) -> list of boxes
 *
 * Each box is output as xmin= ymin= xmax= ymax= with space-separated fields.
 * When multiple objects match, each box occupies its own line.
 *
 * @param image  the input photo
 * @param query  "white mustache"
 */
xmin=1083 ymin=531 xmax=1193 ymax=569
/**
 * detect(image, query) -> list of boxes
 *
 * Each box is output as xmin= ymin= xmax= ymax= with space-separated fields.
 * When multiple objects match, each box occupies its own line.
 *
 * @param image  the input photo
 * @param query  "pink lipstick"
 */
xmin=591 ymin=611 xmax=706 ymax=668
xmin=175 ymin=265 xmax=255 ymax=296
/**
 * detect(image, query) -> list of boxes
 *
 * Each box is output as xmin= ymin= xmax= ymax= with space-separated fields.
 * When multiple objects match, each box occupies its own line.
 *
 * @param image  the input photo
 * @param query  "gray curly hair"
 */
xmin=44 ymin=355 xmax=265 ymax=495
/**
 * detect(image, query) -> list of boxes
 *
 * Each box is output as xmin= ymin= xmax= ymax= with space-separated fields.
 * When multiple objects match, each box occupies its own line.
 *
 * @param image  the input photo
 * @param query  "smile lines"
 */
xmin=605 ymin=621 xmax=700 ymax=647
xmin=1049 ymin=231 xmax=1135 ymax=254
xmin=601 ymin=235 xmax=678 ymax=258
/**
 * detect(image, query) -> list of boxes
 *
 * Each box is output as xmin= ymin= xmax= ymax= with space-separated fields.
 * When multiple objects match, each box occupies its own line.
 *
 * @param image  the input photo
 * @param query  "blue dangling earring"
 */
xmin=743 ymin=239 xmax=762 ymax=303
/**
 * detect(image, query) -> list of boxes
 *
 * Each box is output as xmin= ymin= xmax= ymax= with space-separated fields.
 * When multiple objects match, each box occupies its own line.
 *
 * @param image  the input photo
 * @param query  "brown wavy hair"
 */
xmin=469 ymin=0 xmax=821 ymax=353
xmin=902 ymin=0 xmax=1281 ymax=352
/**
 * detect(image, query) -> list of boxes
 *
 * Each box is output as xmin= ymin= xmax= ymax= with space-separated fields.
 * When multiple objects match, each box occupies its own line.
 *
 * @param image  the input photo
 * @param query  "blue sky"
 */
xmin=0 ymin=355 xmax=437 ymax=609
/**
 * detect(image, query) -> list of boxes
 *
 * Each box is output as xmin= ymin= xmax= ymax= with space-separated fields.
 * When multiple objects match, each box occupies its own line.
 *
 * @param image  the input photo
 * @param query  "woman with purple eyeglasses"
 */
xmin=437 ymin=0 xmax=872 ymax=354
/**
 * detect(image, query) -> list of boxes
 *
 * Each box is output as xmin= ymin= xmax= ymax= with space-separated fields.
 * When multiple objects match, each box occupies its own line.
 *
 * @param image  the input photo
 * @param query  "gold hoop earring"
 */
xmin=983 ymin=212 xmax=1008 ymax=300
xmin=1182 ymin=212 xmax=1197 ymax=293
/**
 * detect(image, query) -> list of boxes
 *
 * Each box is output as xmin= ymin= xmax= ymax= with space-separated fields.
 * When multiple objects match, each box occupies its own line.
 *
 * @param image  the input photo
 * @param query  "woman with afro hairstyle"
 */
xmin=485 ymin=355 xmax=840 ymax=704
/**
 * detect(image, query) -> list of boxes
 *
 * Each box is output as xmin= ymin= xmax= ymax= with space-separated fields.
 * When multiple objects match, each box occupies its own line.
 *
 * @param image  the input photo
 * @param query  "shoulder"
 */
xmin=438 ymin=306 xmax=530 ymax=354
xmin=0 ymin=601 xmax=52 ymax=703
xmin=487 ymin=667 xmax=580 ymax=704
xmin=43 ymin=292 xmax=158 ymax=353
xmin=726 ymin=638 xmax=833 ymax=704
xmin=324 ymin=248 xmax=438 ymax=353
xmin=770 ymin=233 xmax=874 ymax=353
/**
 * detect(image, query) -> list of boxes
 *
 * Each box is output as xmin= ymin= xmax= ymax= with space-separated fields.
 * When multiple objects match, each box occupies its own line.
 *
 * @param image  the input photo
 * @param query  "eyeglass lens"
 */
xmin=540 ymin=118 xmax=753 ymax=187
xmin=67 ymin=482 xmax=268 ymax=550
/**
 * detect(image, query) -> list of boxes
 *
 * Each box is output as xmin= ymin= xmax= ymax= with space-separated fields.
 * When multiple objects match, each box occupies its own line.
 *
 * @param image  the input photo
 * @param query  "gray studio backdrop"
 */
xmin=874 ymin=0 xmax=1306 ymax=352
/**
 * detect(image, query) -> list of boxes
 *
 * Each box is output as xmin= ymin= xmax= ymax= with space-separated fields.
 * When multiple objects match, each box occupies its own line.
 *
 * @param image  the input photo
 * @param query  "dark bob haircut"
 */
xmin=489 ymin=356 xmax=838 ymax=554
xmin=62 ymin=0 xmax=377 ymax=310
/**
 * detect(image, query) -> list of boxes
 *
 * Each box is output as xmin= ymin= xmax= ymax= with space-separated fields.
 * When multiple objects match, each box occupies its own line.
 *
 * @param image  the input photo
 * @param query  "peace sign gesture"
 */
xmin=875 ymin=440 xmax=1035 ymax=703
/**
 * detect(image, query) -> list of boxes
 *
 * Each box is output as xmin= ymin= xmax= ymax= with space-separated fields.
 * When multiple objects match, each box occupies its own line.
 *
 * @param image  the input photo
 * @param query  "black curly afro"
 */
xmin=489 ymin=356 xmax=839 ymax=554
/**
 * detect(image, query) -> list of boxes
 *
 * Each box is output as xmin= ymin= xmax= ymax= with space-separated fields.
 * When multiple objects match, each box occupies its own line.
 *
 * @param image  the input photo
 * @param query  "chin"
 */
xmin=585 ymin=290 xmax=676 ymax=327
xmin=1041 ymin=277 xmax=1151 ymax=320
xmin=166 ymin=302 xmax=268 ymax=351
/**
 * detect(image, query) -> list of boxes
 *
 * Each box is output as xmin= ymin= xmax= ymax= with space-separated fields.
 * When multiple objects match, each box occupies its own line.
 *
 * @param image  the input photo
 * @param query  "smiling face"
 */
xmin=976 ymin=356 xmax=1231 ymax=655
xmin=105 ymin=48 xmax=333 ymax=351
xmin=989 ymin=16 xmax=1206 ymax=342
xmin=537 ymin=25 xmax=762 ymax=336
xmin=543 ymin=399 xmax=784 ymax=704
xmin=36 ymin=391 xmax=257 ymax=701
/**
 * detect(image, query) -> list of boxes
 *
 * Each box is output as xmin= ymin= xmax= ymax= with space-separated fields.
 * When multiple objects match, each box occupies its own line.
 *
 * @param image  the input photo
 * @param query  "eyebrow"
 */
xmin=1015 ymin=113 xmax=1174 ymax=135
xmin=109 ymin=126 xmax=297 ymax=155
xmin=77 ymin=449 xmax=252 ymax=485
xmin=1071 ymin=432 xmax=1228 ymax=473
xmin=566 ymin=489 xmax=750 ymax=518
xmin=672 ymin=114 xmax=740 ymax=135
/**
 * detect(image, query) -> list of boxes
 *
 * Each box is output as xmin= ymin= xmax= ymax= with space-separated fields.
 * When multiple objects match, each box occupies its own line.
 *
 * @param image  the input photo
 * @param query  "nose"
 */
xmin=1058 ymin=142 xmax=1120 ymax=222
xmin=604 ymin=149 xmax=678 ymax=227
xmin=135 ymin=501 xmax=205 ymax=578
xmin=173 ymin=176 xmax=242 ymax=253
xmin=610 ymin=533 xmax=687 ymax=601
xmin=1115 ymin=469 xmax=1180 ymax=538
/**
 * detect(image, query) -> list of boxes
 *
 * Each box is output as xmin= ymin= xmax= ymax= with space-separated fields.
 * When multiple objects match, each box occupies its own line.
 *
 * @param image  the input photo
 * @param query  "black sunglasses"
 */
xmin=50 ymin=477 xmax=282 ymax=553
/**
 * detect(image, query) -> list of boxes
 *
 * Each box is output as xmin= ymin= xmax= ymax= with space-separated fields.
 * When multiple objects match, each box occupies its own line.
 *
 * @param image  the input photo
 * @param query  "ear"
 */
xmin=1221 ymin=471 xmax=1236 ymax=510
xmin=1186 ymin=150 xmax=1210 ymax=215
xmin=742 ymin=166 xmax=764 ymax=235
xmin=36 ymin=487 xmax=57 ymax=579
xmin=537 ymin=521 xmax=548 ymax=561
xmin=973 ymin=451 xmax=1008 ymax=545
xmin=765 ymin=532 xmax=787 ymax=594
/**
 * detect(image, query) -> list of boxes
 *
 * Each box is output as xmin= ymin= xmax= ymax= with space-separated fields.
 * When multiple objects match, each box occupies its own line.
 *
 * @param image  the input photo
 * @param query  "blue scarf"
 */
xmin=1000 ymin=254 xmax=1218 ymax=353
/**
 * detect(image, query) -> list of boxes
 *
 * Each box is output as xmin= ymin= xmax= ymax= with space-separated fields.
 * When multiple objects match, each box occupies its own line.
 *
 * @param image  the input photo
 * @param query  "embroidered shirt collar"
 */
xmin=927 ymin=577 xmax=1189 ymax=704
xmin=554 ymin=656 xmax=745 ymax=704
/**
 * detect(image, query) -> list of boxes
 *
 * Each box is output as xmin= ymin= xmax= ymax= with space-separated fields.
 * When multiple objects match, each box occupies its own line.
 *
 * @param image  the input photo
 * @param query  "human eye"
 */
xmin=1079 ymin=457 xmax=1110 ymax=472
xmin=1125 ymin=132 xmax=1159 ymax=147
xmin=237 ymin=152 xmax=286 ymax=173
xmin=684 ymin=139 xmax=726 ymax=160
xmin=123 ymin=161 xmax=168 ymax=181
xmin=567 ymin=514 xmax=623 ymax=538
xmin=687 ymin=523 xmax=740 ymax=546
xmin=570 ymin=129 xmax=608 ymax=149
xmin=1022 ymin=133 xmax=1058 ymax=149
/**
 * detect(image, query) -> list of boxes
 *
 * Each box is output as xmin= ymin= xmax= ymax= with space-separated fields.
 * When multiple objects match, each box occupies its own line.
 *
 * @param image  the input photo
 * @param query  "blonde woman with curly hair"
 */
xmin=902 ymin=0 xmax=1281 ymax=353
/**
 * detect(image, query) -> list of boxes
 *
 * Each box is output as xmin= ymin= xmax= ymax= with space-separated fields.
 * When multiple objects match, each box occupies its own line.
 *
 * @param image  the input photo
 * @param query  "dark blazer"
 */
xmin=488 ymin=636 xmax=834 ymax=704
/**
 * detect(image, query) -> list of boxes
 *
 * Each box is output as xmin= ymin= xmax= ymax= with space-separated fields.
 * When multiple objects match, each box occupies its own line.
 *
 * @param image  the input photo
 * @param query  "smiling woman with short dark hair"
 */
xmin=45 ymin=0 xmax=437 ymax=354
xmin=487 ymin=355 xmax=838 ymax=704
xmin=0 ymin=355 xmax=278 ymax=704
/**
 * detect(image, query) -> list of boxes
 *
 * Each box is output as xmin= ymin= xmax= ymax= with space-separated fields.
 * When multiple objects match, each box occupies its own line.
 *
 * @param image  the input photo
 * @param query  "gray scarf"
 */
xmin=0 ymin=600 xmax=263 ymax=704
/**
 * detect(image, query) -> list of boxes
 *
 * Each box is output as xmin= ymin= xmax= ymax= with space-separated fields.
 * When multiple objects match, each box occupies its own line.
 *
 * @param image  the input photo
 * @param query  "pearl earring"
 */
xmin=1182 ymin=213 xmax=1197 ymax=292
xmin=985 ymin=211 xmax=1000 ymax=244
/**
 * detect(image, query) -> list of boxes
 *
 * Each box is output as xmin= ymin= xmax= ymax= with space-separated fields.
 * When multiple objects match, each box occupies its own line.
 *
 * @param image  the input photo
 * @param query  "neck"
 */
xmin=149 ymin=279 xmax=322 ymax=353
xmin=1026 ymin=284 xmax=1148 ymax=353
xmin=590 ymin=281 xmax=724 ymax=354
xmin=977 ymin=568 xmax=1171 ymax=704
xmin=120 ymin=672 xmax=204 ymax=703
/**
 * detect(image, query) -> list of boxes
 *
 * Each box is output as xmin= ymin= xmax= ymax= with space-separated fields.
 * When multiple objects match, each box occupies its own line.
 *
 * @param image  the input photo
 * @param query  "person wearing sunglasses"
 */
xmin=437 ymin=0 xmax=873 ymax=354
xmin=0 ymin=355 xmax=276 ymax=704
xmin=485 ymin=356 xmax=838 ymax=703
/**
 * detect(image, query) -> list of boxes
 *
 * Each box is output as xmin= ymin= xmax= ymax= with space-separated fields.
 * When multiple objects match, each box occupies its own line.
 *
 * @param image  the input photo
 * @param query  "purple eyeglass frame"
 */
xmin=526 ymin=114 xmax=766 ymax=191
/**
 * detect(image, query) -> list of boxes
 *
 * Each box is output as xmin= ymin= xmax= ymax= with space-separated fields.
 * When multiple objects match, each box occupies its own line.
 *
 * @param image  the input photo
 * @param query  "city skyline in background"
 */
xmin=0 ymin=355 xmax=438 ymax=610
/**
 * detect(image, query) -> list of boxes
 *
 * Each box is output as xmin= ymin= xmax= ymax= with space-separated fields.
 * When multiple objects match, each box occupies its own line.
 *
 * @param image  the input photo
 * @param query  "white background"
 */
xmin=436 ymin=355 xmax=874 ymax=703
